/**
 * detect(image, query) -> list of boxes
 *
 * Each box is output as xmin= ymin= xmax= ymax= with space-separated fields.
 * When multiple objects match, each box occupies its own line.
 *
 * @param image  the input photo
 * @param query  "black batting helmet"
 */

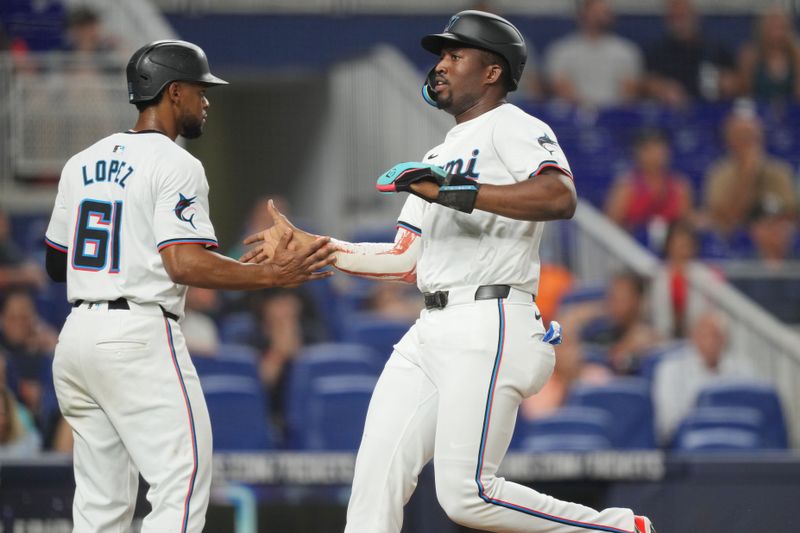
xmin=126 ymin=40 xmax=228 ymax=105
xmin=421 ymin=10 xmax=527 ymax=91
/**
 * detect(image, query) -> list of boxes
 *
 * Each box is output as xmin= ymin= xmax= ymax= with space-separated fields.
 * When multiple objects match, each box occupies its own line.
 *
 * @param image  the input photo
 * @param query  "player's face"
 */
xmin=177 ymin=82 xmax=209 ymax=139
xmin=432 ymin=47 xmax=493 ymax=115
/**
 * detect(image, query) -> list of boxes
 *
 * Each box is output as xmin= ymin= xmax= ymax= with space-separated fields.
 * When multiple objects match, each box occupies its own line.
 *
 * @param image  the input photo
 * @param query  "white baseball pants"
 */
xmin=53 ymin=302 xmax=211 ymax=533
xmin=344 ymin=287 xmax=636 ymax=533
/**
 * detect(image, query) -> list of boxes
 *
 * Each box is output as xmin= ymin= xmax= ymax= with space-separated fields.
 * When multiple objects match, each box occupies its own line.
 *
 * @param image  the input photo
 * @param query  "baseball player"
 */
xmin=43 ymin=40 xmax=335 ymax=533
xmin=243 ymin=11 xmax=655 ymax=533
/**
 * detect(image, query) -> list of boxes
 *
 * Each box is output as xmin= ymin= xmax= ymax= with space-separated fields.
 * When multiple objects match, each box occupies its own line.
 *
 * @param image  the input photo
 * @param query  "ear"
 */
xmin=166 ymin=81 xmax=181 ymax=103
xmin=485 ymin=64 xmax=503 ymax=86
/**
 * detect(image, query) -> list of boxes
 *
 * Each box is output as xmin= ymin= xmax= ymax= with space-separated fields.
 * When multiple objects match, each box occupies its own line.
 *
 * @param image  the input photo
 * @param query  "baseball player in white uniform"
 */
xmin=43 ymin=40 xmax=335 ymax=533
xmin=243 ymin=11 xmax=655 ymax=533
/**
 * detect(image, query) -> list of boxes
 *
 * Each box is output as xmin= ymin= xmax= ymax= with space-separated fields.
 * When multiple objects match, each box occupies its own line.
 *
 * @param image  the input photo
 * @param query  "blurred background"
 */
xmin=1 ymin=0 xmax=800 ymax=532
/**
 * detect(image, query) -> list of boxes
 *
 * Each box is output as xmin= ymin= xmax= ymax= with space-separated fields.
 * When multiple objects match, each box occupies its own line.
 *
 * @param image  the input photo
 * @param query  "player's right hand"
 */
xmin=266 ymin=229 xmax=336 ymax=287
xmin=240 ymin=199 xmax=317 ymax=264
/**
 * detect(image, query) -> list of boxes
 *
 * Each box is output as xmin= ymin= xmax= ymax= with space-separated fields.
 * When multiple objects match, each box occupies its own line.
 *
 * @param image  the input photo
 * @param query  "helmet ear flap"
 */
xmin=421 ymin=67 xmax=438 ymax=108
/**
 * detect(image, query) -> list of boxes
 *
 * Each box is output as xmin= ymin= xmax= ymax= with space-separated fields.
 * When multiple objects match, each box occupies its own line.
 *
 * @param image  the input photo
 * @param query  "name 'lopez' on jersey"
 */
xmin=45 ymin=131 xmax=218 ymax=319
xmin=81 ymin=155 xmax=135 ymax=188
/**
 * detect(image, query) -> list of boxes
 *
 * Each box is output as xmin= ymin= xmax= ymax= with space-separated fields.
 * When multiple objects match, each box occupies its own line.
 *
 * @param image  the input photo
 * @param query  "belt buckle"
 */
xmin=425 ymin=290 xmax=448 ymax=310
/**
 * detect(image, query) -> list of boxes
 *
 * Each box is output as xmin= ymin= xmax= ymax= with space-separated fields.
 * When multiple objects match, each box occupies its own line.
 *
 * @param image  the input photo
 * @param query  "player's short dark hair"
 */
xmin=477 ymin=48 xmax=513 ymax=92
xmin=134 ymin=87 xmax=166 ymax=112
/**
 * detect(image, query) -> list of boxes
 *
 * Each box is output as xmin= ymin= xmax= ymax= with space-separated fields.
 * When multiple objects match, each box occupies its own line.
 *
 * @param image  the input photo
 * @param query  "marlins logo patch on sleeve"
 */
xmin=174 ymin=193 xmax=197 ymax=229
xmin=537 ymin=134 xmax=558 ymax=154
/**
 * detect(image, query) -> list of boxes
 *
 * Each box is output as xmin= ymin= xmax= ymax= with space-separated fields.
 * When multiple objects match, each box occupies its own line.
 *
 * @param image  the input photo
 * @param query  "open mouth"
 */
xmin=434 ymin=78 xmax=448 ymax=92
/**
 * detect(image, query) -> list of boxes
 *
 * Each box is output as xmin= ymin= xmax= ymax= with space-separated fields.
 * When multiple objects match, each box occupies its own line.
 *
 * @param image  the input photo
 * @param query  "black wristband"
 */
xmin=436 ymin=177 xmax=481 ymax=213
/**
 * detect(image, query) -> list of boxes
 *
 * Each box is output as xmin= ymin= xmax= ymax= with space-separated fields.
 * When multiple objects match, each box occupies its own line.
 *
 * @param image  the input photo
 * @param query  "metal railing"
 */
xmin=546 ymin=203 xmax=800 ymax=447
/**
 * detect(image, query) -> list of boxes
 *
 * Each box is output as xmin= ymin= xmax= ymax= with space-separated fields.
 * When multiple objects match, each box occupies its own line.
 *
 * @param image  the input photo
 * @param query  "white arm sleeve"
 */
xmin=332 ymin=227 xmax=421 ymax=283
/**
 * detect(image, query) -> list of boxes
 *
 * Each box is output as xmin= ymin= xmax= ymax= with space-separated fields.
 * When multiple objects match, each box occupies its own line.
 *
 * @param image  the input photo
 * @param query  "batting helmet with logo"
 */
xmin=421 ymin=10 xmax=527 ymax=93
xmin=126 ymin=40 xmax=228 ymax=104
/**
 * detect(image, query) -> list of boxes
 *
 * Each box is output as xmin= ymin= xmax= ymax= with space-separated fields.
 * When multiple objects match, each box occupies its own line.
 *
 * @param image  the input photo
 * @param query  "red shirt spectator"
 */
xmin=605 ymin=129 xmax=694 ymax=243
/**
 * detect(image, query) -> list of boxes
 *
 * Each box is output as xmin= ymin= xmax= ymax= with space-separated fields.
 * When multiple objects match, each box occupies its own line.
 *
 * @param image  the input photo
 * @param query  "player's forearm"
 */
xmin=162 ymin=245 xmax=285 ymax=289
xmin=473 ymin=171 xmax=577 ymax=221
xmin=331 ymin=229 xmax=420 ymax=282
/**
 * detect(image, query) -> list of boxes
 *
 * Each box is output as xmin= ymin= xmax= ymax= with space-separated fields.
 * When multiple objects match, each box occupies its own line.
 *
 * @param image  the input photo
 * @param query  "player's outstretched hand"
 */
xmin=241 ymin=200 xmax=317 ymax=264
xmin=267 ymin=229 xmax=336 ymax=287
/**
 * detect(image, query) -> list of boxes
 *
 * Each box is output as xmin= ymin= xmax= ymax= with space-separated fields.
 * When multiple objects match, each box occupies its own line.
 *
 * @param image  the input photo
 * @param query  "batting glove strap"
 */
xmin=436 ymin=174 xmax=480 ymax=213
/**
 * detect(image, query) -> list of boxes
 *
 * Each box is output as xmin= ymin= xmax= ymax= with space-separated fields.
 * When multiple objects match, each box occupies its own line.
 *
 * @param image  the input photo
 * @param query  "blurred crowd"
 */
xmin=1 ymin=1 xmax=797 ymax=457
xmin=4 ymin=0 xmax=800 ymax=108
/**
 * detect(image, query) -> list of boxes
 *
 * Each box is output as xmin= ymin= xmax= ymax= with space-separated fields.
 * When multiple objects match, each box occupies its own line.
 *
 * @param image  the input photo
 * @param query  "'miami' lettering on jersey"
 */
xmin=82 ymin=159 xmax=134 ymax=189
xmin=443 ymin=149 xmax=480 ymax=179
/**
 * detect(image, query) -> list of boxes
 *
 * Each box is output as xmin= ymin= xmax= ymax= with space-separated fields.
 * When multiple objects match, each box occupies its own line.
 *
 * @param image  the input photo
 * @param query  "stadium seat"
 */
xmin=199 ymin=374 xmax=273 ymax=451
xmin=342 ymin=313 xmax=411 ymax=359
xmin=671 ymin=406 xmax=765 ymax=450
xmin=516 ymin=407 xmax=614 ymax=453
xmin=191 ymin=344 xmax=260 ymax=379
xmin=673 ymin=427 xmax=762 ymax=452
xmin=566 ymin=377 xmax=657 ymax=449
xmin=695 ymin=380 xmax=789 ymax=449
xmin=218 ymin=312 xmax=257 ymax=345
xmin=636 ymin=342 xmax=686 ymax=382
xmin=296 ymin=374 xmax=378 ymax=450
xmin=284 ymin=342 xmax=383 ymax=448
xmin=558 ymin=285 xmax=605 ymax=306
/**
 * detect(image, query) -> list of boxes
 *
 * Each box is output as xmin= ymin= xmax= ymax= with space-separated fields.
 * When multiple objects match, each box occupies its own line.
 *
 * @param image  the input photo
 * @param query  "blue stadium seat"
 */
xmin=284 ymin=342 xmax=383 ymax=448
xmin=218 ymin=312 xmax=257 ymax=345
xmin=199 ymin=374 xmax=273 ymax=451
xmin=671 ymin=406 xmax=765 ymax=450
xmin=558 ymin=285 xmax=605 ymax=307
xmin=516 ymin=407 xmax=614 ymax=453
xmin=637 ymin=343 xmax=686 ymax=382
xmin=299 ymin=276 xmax=343 ymax=340
xmin=696 ymin=380 xmax=788 ymax=449
xmin=566 ymin=378 xmax=657 ymax=449
xmin=342 ymin=313 xmax=411 ymax=359
xmin=191 ymin=344 xmax=259 ymax=378
xmin=673 ymin=427 xmax=762 ymax=452
xmin=297 ymin=374 xmax=378 ymax=450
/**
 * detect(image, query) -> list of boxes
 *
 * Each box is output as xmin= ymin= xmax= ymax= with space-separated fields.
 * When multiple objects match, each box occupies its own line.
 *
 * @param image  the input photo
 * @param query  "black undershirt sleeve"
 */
xmin=45 ymin=244 xmax=67 ymax=282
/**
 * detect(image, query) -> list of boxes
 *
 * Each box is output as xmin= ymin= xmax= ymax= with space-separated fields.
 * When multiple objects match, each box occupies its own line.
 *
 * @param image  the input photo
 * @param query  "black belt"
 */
xmin=73 ymin=297 xmax=178 ymax=321
xmin=423 ymin=285 xmax=533 ymax=310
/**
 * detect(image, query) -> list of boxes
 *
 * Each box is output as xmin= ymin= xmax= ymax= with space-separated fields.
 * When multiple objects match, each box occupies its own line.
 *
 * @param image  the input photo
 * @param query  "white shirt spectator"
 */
xmin=546 ymin=33 xmax=643 ymax=107
xmin=653 ymin=344 xmax=752 ymax=444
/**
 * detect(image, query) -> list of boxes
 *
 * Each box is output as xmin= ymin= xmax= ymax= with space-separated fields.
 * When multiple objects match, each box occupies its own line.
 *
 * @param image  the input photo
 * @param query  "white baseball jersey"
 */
xmin=45 ymin=130 xmax=218 ymax=319
xmin=396 ymin=103 xmax=572 ymax=295
xmin=346 ymin=104 xmax=638 ymax=533
xmin=48 ymin=129 xmax=215 ymax=533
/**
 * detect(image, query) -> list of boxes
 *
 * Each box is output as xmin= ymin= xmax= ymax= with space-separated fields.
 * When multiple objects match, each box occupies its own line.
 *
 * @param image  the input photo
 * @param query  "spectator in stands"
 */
xmin=581 ymin=271 xmax=661 ymax=374
xmin=365 ymin=283 xmax=423 ymax=323
xmin=0 ymin=291 xmax=57 ymax=416
xmin=64 ymin=6 xmax=117 ymax=56
xmin=738 ymin=5 xmax=800 ymax=104
xmin=182 ymin=288 xmax=221 ymax=357
xmin=471 ymin=0 xmax=544 ymax=101
xmin=0 ymin=384 xmax=42 ymax=458
xmin=748 ymin=195 xmax=800 ymax=265
xmin=645 ymin=0 xmax=736 ymax=106
xmin=0 ymin=210 xmax=46 ymax=291
xmin=544 ymin=0 xmax=643 ymax=108
xmin=731 ymin=197 xmax=800 ymax=324
xmin=535 ymin=262 xmax=575 ymax=325
xmin=520 ymin=310 xmax=596 ymax=420
xmin=652 ymin=311 xmax=753 ymax=444
xmin=604 ymin=129 xmax=694 ymax=248
xmin=651 ymin=220 xmax=710 ymax=339
xmin=251 ymin=288 xmax=325 ymax=436
xmin=703 ymin=104 xmax=797 ymax=236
